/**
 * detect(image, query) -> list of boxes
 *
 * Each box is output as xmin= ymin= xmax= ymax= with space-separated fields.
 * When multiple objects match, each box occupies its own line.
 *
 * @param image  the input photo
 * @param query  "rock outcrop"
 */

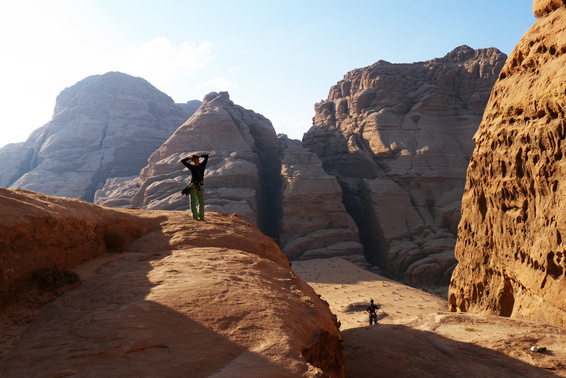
xmin=278 ymin=136 xmax=363 ymax=262
xmin=96 ymin=92 xmax=364 ymax=262
xmin=0 ymin=188 xmax=345 ymax=377
xmin=449 ymin=2 xmax=566 ymax=328
xmin=0 ymin=72 xmax=200 ymax=202
xmin=303 ymin=46 xmax=507 ymax=284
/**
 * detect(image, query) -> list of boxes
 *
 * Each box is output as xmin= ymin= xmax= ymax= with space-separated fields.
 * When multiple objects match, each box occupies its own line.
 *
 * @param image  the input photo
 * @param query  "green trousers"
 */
xmin=189 ymin=183 xmax=205 ymax=220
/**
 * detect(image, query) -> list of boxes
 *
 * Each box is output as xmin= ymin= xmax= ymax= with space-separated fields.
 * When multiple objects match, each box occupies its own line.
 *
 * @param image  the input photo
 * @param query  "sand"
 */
xmin=293 ymin=257 xmax=566 ymax=377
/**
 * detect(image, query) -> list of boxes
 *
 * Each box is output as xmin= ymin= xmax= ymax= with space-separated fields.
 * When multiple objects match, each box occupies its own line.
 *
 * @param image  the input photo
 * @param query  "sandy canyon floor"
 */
xmin=293 ymin=258 xmax=566 ymax=378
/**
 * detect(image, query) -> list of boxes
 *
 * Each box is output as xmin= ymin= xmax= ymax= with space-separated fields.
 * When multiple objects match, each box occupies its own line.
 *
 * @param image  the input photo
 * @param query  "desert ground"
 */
xmin=293 ymin=258 xmax=566 ymax=377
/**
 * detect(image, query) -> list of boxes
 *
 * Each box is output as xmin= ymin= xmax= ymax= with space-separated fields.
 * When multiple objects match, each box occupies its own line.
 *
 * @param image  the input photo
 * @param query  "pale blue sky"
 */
xmin=0 ymin=0 xmax=535 ymax=147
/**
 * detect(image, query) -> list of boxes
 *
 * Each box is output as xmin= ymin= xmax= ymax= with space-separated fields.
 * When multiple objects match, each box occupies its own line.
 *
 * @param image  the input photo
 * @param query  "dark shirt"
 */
xmin=367 ymin=304 xmax=379 ymax=314
xmin=181 ymin=154 xmax=209 ymax=183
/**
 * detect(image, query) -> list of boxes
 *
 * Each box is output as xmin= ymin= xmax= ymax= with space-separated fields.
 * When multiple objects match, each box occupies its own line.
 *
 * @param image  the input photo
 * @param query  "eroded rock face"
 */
xmin=0 ymin=72 xmax=199 ymax=202
xmin=105 ymin=91 xmax=279 ymax=230
xmin=0 ymin=188 xmax=344 ymax=377
xmin=449 ymin=3 xmax=566 ymax=328
xmin=278 ymin=136 xmax=364 ymax=262
xmin=303 ymin=46 xmax=507 ymax=284
xmin=97 ymin=93 xmax=363 ymax=262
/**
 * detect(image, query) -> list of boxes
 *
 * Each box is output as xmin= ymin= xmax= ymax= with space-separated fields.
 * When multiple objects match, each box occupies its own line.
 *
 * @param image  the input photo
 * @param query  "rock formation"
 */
xmin=0 ymin=188 xmax=345 ymax=377
xmin=96 ymin=92 xmax=364 ymax=262
xmin=303 ymin=46 xmax=507 ymax=284
xmin=0 ymin=72 xmax=200 ymax=202
xmin=449 ymin=2 xmax=566 ymax=328
xmin=278 ymin=136 xmax=364 ymax=262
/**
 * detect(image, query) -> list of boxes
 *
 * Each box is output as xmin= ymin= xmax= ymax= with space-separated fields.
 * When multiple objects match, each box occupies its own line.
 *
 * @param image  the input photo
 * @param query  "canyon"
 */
xmin=0 ymin=46 xmax=506 ymax=284
xmin=1 ymin=1 xmax=566 ymax=375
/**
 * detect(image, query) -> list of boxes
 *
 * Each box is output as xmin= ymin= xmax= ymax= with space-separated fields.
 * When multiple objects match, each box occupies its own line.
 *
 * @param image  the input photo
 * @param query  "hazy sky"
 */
xmin=0 ymin=0 xmax=535 ymax=147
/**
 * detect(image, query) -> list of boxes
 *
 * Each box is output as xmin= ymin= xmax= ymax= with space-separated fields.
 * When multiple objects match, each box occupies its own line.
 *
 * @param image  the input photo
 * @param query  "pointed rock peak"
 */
xmin=201 ymin=91 xmax=234 ymax=109
xmin=441 ymin=45 xmax=504 ymax=63
xmin=442 ymin=45 xmax=476 ymax=61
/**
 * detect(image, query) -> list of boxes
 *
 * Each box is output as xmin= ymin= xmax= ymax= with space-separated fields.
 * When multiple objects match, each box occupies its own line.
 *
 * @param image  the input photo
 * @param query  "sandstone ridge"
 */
xmin=0 ymin=188 xmax=344 ymax=377
xmin=303 ymin=45 xmax=507 ymax=285
xmin=449 ymin=3 xmax=566 ymax=328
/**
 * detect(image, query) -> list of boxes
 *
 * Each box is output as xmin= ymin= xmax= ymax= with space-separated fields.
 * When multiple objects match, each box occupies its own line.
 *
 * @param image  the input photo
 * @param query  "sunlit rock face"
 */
xmin=303 ymin=46 xmax=506 ymax=284
xmin=0 ymin=188 xmax=345 ymax=377
xmin=97 ymin=92 xmax=363 ymax=262
xmin=0 ymin=72 xmax=199 ymax=202
xmin=449 ymin=3 xmax=566 ymax=328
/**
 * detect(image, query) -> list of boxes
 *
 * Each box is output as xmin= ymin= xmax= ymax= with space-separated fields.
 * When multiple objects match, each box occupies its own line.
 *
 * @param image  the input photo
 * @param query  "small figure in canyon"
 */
xmin=181 ymin=153 xmax=209 ymax=220
xmin=367 ymin=299 xmax=379 ymax=325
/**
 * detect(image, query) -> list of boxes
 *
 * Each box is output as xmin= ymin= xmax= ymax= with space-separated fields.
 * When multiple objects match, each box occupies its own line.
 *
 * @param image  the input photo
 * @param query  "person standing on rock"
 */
xmin=181 ymin=153 xmax=209 ymax=220
xmin=367 ymin=299 xmax=379 ymax=325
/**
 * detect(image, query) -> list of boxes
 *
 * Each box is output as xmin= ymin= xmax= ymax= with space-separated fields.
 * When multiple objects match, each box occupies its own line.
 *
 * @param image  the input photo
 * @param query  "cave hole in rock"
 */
xmin=547 ymin=252 xmax=564 ymax=279
xmin=499 ymin=278 xmax=515 ymax=317
xmin=515 ymin=149 xmax=524 ymax=178
xmin=478 ymin=192 xmax=487 ymax=221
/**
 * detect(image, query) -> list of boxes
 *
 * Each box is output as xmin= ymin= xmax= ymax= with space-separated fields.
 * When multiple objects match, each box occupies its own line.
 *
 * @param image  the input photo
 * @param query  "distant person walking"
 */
xmin=181 ymin=153 xmax=209 ymax=220
xmin=367 ymin=299 xmax=379 ymax=325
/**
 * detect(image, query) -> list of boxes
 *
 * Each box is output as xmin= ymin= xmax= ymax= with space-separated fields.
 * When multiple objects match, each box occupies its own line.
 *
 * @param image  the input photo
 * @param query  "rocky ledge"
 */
xmin=0 ymin=188 xmax=344 ymax=377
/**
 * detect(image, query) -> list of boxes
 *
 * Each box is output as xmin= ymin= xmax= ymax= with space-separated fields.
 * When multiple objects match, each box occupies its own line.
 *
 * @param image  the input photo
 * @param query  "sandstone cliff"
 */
xmin=449 ymin=2 xmax=566 ymax=328
xmin=303 ymin=46 xmax=507 ymax=284
xmin=0 ymin=188 xmax=344 ymax=377
xmin=0 ymin=72 xmax=200 ymax=202
xmin=96 ymin=92 xmax=364 ymax=262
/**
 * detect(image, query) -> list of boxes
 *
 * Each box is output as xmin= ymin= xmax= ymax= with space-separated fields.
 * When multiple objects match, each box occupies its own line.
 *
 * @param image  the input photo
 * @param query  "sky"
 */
xmin=0 ymin=0 xmax=536 ymax=148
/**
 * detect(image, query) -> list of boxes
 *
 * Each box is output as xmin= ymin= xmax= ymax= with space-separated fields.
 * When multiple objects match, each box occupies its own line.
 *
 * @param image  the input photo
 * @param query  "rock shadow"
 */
xmin=0 ymin=215 xmax=299 ymax=377
xmin=342 ymin=323 xmax=559 ymax=378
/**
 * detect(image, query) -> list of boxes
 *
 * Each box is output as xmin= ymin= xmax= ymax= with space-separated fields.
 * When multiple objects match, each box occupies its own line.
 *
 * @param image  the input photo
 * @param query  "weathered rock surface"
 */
xmin=118 ymin=91 xmax=276 ymax=230
xmin=0 ymin=188 xmax=344 ymax=377
xmin=278 ymin=136 xmax=363 ymax=261
xmin=96 ymin=92 xmax=364 ymax=262
xmin=303 ymin=45 xmax=507 ymax=284
xmin=0 ymin=72 xmax=200 ymax=202
xmin=449 ymin=2 xmax=566 ymax=328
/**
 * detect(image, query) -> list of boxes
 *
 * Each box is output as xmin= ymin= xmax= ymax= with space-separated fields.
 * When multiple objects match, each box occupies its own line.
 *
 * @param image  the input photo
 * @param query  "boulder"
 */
xmin=449 ymin=3 xmax=566 ymax=328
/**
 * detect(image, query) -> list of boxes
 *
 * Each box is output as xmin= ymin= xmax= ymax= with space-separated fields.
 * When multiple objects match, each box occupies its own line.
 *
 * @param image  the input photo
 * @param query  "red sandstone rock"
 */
xmin=449 ymin=3 xmax=566 ymax=328
xmin=0 ymin=188 xmax=344 ymax=377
